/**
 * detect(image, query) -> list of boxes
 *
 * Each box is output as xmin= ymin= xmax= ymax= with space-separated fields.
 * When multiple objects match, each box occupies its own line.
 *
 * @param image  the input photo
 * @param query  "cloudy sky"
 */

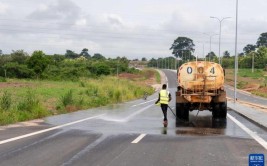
xmin=0 ymin=0 xmax=266 ymax=59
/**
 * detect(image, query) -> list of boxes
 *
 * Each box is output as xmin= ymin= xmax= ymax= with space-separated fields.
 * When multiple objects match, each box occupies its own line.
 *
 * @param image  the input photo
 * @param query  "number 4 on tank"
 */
xmin=210 ymin=67 xmax=215 ymax=74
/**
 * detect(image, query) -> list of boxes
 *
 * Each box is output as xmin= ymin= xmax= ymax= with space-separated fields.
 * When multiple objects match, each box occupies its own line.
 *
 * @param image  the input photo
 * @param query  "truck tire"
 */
xmin=212 ymin=103 xmax=220 ymax=119
xmin=176 ymin=103 xmax=189 ymax=122
xmin=219 ymin=102 xmax=227 ymax=119
xmin=176 ymin=103 xmax=183 ymax=122
xmin=182 ymin=104 xmax=189 ymax=121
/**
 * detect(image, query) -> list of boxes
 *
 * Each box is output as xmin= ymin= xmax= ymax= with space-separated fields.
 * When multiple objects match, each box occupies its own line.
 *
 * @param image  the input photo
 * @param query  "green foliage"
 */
xmin=206 ymin=51 xmax=217 ymax=61
xmin=17 ymin=90 xmax=40 ymax=111
xmin=3 ymin=62 xmax=34 ymax=78
xmin=89 ymin=62 xmax=111 ymax=76
xmin=92 ymin=53 xmax=106 ymax=60
xmin=0 ymin=91 xmax=12 ymax=110
xmin=256 ymin=32 xmax=267 ymax=47
xmin=0 ymin=76 xmax=6 ymax=82
xmin=114 ymin=90 xmax=122 ymax=102
xmin=27 ymin=50 xmax=50 ymax=78
xmin=155 ymin=71 xmax=161 ymax=83
xmin=237 ymin=81 xmax=247 ymax=89
xmin=10 ymin=50 xmax=29 ymax=64
xmin=222 ymin=57 xmax=234 ymax=68
xmin=243 ymin=44 xmax=256 ymax=54
xmin=80 ymin=48 xmax=91 ymax=58
xmin=170 ymin=36 xmax=195 ymax=60
xmin=80 ymin=81 xmax=86 ymax=87
xmin=65 ymin=50 xmax=79 ymax=59
xmin=60 ymin=90 xmax=74 ymax=107
xmin=238 ymin=69 xmax=264 ymax=79
xmin=223 ymin=51 xmax=231 ymax=58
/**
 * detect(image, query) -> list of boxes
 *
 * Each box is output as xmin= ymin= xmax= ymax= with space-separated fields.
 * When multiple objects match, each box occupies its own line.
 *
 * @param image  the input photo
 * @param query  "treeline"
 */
xmin=0 ymin=49 xmax=135 ymax=81
xmin=148 ymin=32 xmax=267 ymax=69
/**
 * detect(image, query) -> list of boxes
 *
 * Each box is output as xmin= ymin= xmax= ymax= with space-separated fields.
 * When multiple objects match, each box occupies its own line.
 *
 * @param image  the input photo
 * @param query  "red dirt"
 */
xmin=0 ymin=82 xmax=34 ymax=88
xmin=118 ymin=73 xmax=141 ymax=79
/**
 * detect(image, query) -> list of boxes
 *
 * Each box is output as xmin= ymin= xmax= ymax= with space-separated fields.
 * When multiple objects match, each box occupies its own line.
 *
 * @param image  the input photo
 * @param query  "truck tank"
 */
xmin=176 ymin=61 xmax=227 ymax=122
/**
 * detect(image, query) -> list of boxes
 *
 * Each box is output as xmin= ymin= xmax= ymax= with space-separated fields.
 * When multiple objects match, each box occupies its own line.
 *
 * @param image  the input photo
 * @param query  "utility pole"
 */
xmin=252 ymin=52 xmax=255 ymax=73
xmin=210 ymin=16 xmax=231 ymax=64
xmin=234 ymin=0 xmax=239 ymax=102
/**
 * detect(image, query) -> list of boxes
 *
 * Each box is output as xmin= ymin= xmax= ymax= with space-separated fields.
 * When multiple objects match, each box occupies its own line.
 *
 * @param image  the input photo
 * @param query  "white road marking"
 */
xmin=132 ymin=99 xmax=157 ymax=107
xmin=131 ymin=134 xmax=146 ymax=144
xmin=227 ymin=113 xmax=267 ymax=150
xmin=0 ymin=114 xmax=105 ymax=145
xmin=166 ymin=76 xmax=169 ymax=87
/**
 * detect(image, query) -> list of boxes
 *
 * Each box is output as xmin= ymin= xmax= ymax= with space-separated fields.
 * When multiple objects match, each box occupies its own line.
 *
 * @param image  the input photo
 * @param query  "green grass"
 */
xmin=0 ymin=76 xmax=155 ymax=125
xmin=251 ymin=91 xmax=267 ymax=98
xmin=155 ymin=71 xmax=161 ymax=83
xmin=238 ymin=69 xmax=264 ymax=78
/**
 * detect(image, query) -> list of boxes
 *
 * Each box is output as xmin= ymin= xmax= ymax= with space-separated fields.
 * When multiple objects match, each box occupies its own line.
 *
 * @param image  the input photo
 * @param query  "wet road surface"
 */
xmin=0 ymin=69 xmax=267 ymax=166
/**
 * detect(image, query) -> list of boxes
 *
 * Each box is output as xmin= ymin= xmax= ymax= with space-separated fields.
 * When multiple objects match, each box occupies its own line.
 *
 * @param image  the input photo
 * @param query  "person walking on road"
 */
xmin=155 ymin=84 xmax=172 ymax=127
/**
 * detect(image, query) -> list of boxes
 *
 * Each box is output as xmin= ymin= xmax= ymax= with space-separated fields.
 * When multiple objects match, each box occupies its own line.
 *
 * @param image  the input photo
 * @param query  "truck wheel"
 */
xmin=219 ymin=102 xmax=227 ymax=119
xmin=182 ymin=104 xmax=189 ymax=121
xmin=176 ymin=103 xmax=183 ymax=122
xmin=212 ymin=104 xmax=220 ymax=119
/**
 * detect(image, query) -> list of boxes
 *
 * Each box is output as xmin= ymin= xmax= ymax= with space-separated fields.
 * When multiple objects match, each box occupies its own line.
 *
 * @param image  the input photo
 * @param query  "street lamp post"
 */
xmin=203 ymin=33 xmax=219 ymax=61
xmin=234 ymin=0 xmax=239 ymax=102
xmin=210 ymin=16 xmax=231 ymax=64
xmin=252 ymin=52 xmax=254 ymax=73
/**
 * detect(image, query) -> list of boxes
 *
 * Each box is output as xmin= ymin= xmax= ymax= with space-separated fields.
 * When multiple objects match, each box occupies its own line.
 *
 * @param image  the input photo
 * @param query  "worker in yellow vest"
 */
xmin=155 ymin=84 xmax=172 ymax=126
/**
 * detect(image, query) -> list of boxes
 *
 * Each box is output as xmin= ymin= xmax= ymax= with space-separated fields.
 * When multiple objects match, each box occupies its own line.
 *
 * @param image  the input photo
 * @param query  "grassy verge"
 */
xmin=0 ymin=74 xmax=155 ymax=125
xmin=155 ymin=70 xmax=161 ymax=84
xmin=224 ymin=68 xmax=267 ymax=97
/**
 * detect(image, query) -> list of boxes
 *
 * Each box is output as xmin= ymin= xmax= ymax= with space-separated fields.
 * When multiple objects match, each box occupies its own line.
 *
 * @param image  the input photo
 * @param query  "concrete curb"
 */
xmin=228 ymin=101 xmax=267 ymax=128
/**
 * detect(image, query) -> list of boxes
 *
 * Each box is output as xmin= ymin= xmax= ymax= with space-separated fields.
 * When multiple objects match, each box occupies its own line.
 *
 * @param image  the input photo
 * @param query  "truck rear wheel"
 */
xmin=212 ymin=104 xmax=220 ymax=119
xmin=176 ymin=103 xmax=189 ymax=122
xmin=219 ymin=102 xmax=227 ymax=119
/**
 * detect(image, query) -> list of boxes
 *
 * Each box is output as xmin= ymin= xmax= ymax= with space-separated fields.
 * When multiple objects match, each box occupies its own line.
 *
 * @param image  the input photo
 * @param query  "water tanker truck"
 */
xmin=176 ymin=61 xmax=227 ymax=122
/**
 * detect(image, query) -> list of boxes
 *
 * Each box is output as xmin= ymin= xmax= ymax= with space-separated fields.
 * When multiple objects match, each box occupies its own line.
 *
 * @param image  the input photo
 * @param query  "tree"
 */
xmin=170 ymin=37 xmax=195 ymax=60
xmin=92 ymin=53 xmax=106 ymax=60
xmin=141 ymin=57 xmax=147 ymax=61
xmin=89 ymin=62 xmax=110 ymax=76
xmin=254 ymin=46 xmax=267 ymax=68
xmin=256 ymin=32 xmax=267 ymax=47
xmin=206 ymin=52 xmax=217 ymax=60
xmin=243 ymin=44 xmax=256 ymax=54
xmin=223 ymin=51 xmax=230 ymax=58
xmin=238 ymin=53 xmax=244 ymax=57
xmin=27 ymin=50 xmax=49 ymax=78
xmin=80 ymin=48 xmax=91 ymax=58
xmin=10 ymin=50 xmax=29 ymax=64
xmin=0 ymin=49 xmax=2 ymax=55
xmin=4 ymin=62 xmax=34 ymax=78
xmin=65 ymin=50 xmax=79 ymax=59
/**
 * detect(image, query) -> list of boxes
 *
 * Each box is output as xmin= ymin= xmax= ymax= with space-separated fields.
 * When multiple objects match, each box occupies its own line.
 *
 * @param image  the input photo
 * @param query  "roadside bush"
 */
xmin=114 ymin=90 xmax=121 ymax=102
xmin=0 ymin=91 xmax=12 ymax=110
xmin=0 ymin=76 xmax=6 ymax=82
xmin=60 ymin=90 xmax=74 ymax=107
xmin=17 ymin=90 xmax=40 ymax=111
xmin=88 ymin=62 xmax=111 ymax=76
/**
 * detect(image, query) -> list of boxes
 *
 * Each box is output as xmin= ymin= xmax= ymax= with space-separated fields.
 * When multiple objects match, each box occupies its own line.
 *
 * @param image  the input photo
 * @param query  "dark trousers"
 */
xmin=161 ymin=104 xmax=168 ymax=121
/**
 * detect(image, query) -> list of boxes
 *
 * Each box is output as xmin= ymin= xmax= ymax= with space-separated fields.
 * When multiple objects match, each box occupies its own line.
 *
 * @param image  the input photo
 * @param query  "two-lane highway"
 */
xmin=0 ymin=69 xmax=267 ymax=166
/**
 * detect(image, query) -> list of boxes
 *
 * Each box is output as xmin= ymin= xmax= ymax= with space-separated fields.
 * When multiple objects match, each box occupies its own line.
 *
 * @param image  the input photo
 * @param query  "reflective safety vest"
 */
xmin=159 ymin=90 xmax=169 ymax=104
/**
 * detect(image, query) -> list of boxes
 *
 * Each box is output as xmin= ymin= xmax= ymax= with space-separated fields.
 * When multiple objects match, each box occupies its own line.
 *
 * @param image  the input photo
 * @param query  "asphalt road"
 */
xmin=0 ymin=69 xmax=267 ymax=166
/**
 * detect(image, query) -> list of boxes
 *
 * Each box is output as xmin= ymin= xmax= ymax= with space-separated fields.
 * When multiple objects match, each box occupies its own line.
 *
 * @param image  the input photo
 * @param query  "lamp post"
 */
xmin=252 ymin=52 xmax=254 ymax=73
xmin=203 ymin=33 xmax=219 ymax=61
xmin=234 ymin=0 xmax=239 ymax=102
xmin=210 ymin=16 xmax=231 ymax=64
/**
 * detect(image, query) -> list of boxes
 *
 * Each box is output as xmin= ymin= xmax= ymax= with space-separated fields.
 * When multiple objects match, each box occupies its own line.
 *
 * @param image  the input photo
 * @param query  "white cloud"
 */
xmin=0 ymin=2 xmax=9 ymax=14
xmin=0 ymin=0 xmax=267 ymax=59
